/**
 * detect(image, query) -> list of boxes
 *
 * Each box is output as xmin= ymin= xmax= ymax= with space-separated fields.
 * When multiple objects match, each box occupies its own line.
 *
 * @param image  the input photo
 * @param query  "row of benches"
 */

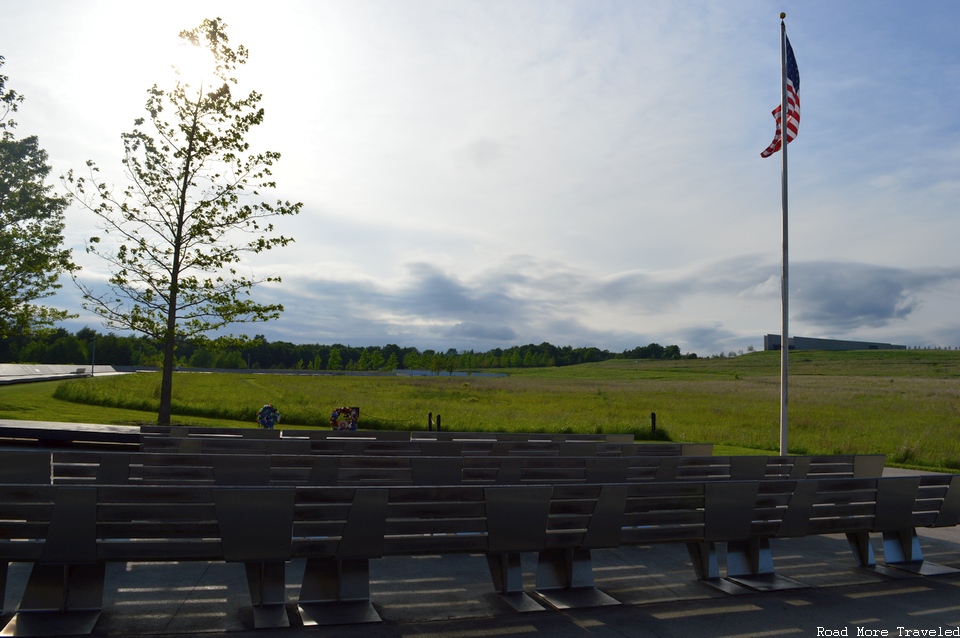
xmin=2 ymin=473 xmax=959 ymax=634
xmin=140 ymin=424 xmax=638 ymax=442
xmin=0 ymin=421 xmax=638 ymax=452
xmin=139 ymin=434 xmax=713 ymax=457
xmin=4 ymin=448 xmax=886 ymax=486
xmin=2 ymin=425 xmax=959 ymax=636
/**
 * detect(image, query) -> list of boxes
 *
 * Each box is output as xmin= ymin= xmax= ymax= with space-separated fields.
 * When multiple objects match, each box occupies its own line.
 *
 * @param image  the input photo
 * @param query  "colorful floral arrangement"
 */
xmin=330 ymin=406 xmax=359 ymax=431
xmin=256 ymin=404 xmax=281 ymax=429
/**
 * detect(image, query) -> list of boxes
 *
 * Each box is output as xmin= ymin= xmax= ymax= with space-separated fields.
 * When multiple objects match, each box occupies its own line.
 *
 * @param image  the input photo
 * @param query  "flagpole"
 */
xmin=778 ymin=14 xmax=789 ymax=456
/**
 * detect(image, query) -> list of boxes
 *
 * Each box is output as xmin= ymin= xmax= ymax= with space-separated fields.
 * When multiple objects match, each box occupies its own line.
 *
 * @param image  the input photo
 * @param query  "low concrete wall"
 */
xmin=0 ymin=363 xmax=121 ymax=385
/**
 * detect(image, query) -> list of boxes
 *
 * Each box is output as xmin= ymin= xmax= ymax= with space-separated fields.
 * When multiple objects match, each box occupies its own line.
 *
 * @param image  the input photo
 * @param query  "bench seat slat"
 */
xmin=97 ymin=485 xmax=217 ymax=502
xmin=755 ymin=496 xmax=794 ymax=510
xmin=548 ymin=517 xmax=597 ymax=535
xmin=751 ymin=522 xmax=782 ymax=535
xmin=386 ymin=519 xmax=486 ymax=535
xmin=0 ymin=484 xmax=58 ymax=498
xmin=340 ymin=457 xmax=415 ymax=469
xmin=0 ymin=524 xmax=50 ymax=539
xmin=808 ymin=517 xmax=875 ymax=533
xmin=294 ymin=505 xmax=352 ymax=521
xmin=338 ymin=470 xmax=411 ymax=481
xmin=293 ymin=521 xmax=346 ymax=537
xmin=294 ymin=490 xmax=358 ymax=505
xmin=812 ymin=503 xmax=877 ymax=517
xmin=383 ymin=536 xmax=488 ymax=555
xmin=0 ymin=503 xmax=55 ymax=520
xmin=550 ymin=485 xmax=604 ymax=498
xmin=914 ymin=497 xmax=948 ymax=511
xmin=812 ymin=478 xmax=877 ymax=492
xmin=0 ymin=541 xmax=45 ymax=560
xmin=546 ymin=531 xmax=586 ymax=546
xmin=524 ymin=469 xmax=585 ymax=481
xmin=621 ymin=525 xmax=704 ymax=543
xmin=549 ymin=499 xmax=600 ymax=515
xmin=99 ymin=522 xmax=221 ymax=538
xmin=912 ymin=512 xmax=939 ymax=527
xmin=627 ymin=483 xmax=706 ymax=497
xmin=98 ymin=541 xmax=223 ymax=561
xmin=626 ymin=495 xmax=705 ymax=511
xmin=388 ymin=502 xmax=486 ymax=518
xmin=291 ymin=538 xmax=341 ymax=554
xmin=98 ymin=504 xmax=218 ymax=522
xmin=624 ymin=510 xmax=704 ymax=526
xmin=462 ymin=470 xmax=498 ymax=482
xmin=813 ymin=494 xmax=878 ymax=508
xmin=138 ymin=468 xmax=215 ymax=481
xmin=383 ymin=486 xmax=486 ymax=501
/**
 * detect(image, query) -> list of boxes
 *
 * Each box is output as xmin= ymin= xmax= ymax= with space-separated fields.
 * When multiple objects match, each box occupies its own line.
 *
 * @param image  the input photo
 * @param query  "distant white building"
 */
xmin=763 ymin=335 xmax=906 ymax=351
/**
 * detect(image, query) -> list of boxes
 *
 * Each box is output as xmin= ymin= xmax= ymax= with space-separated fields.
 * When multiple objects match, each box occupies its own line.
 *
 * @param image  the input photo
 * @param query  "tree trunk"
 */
xmin=157 ymin=301 xmax=178 ymax=426
xmin=157 ymin=91 xmax=201 ymax=426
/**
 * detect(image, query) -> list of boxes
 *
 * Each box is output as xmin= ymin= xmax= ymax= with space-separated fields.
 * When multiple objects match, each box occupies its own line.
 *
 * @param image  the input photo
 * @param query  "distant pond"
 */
xmin=395 ymin=369 xmax=507 ymax=378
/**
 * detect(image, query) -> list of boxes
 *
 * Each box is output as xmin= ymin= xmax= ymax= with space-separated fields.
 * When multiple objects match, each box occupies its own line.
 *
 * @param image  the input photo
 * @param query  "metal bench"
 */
xmin=0 ymin=483 xmax=295 ymax=634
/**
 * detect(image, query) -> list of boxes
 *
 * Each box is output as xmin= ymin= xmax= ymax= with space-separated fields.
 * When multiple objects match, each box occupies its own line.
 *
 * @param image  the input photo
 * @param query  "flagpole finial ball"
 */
xmin=780 ymin=12 xmax=786 ymax=19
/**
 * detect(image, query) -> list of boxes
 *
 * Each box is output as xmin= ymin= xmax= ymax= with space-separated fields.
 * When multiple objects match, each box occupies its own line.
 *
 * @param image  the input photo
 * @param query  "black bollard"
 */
xmin=436 ymin=414 xmax=441 ymax=432
xmin=651 ymin=412 xmax=656 ymax=434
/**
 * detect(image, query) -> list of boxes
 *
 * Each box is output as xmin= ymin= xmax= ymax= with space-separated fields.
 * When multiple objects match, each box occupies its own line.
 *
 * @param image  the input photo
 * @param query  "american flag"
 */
xmin=761 ymin=35 xmax=800 ymax=158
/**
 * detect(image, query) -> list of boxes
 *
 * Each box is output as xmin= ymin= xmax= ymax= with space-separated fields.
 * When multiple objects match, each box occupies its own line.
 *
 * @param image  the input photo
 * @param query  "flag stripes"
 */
xmin=761 ymin=35 xmax=800 ymax=158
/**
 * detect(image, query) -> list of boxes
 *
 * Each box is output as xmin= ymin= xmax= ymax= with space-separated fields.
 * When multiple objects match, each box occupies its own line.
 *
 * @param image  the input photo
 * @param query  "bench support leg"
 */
xmin=883 ymin=529 xmax=922 ymax=564
xmin=727 ymin=538 xmax=773 ymax=577
xmin=486 ymin=553 xmax=543 ymax=612
xmin=532 ymin=548 xmax=619 ymax=610
xmin=724 ymin=538 xmax=806 ymax=592
xmin=297 ymin=558 xmax=381 ymax=626
xmin=687 ymin=541 xmax=720 ymax=580
xmin=487 ymin=552 xmax=523 ymax=594
xmin=3 ymin=563 xmax=104 ymax=637
xmin=687 ymin=542 xmax=753 ymax=595
xmin=244 ymin=561 xmax=289 ymax=629
xmin=846 ymin=531 xmax=876 ymax=567
xmin=882 ymin=529 xmax=960 ymax=576
xmin=846 ymin=531 xmax=917 ymax=579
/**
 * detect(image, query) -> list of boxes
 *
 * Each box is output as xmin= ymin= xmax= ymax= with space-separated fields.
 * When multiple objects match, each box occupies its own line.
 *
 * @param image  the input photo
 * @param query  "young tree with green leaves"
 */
xmin=64 ymin=19 xmax=302 ymax=425
xmin=327 ymin=347 xmax=342 ymax=371
xmin=0 ymin=55 xmax=77 ymax=338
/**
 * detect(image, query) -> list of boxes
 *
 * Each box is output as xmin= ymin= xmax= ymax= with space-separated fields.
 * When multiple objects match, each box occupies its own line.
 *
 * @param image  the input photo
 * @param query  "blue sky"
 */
xmin=3 ymin=0 xmax=959 ymax=355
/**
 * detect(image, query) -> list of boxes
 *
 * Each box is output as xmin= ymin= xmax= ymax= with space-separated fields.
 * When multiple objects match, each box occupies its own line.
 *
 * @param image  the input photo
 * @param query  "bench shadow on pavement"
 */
xmin=4 ymin=532 xmax=960 ymax=634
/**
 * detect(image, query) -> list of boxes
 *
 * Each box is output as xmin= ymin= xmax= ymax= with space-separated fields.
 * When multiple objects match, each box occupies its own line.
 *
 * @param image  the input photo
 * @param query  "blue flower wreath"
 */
xmin=256 ymin=404 xmax=281 ymax=429
xmin=330 ymin=406 xmax=358 ymax=431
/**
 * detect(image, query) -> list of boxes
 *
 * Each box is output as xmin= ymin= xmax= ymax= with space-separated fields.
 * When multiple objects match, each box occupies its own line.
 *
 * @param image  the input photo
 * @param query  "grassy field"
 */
xmin=2 ymin=349 xmax=959 ymax=469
